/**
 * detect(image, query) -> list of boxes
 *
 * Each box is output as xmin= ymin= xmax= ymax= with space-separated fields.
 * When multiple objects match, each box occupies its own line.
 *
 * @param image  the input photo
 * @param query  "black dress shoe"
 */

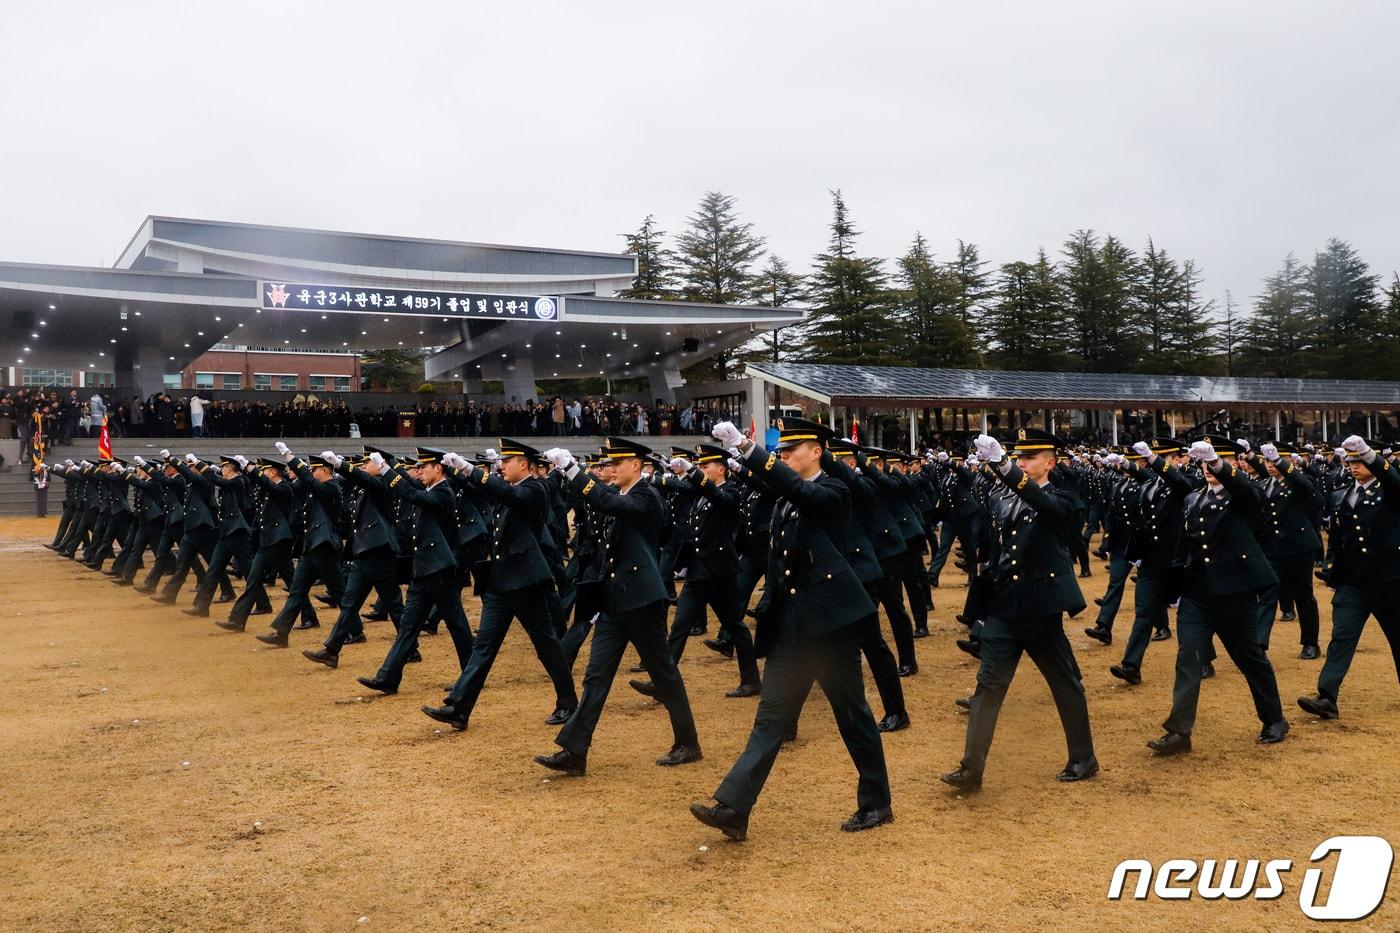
xmin=954 ymin=696 xmax=971 ymax=711
xmin=302 ymin=648 xmax=339 ymax=669
xmin=956 ymin=638 xmax=981 ymax=658
xmin=940 ymin=767 xmax=982 ymax=792
xmin=315 ymin=594 xmax=337 ymax=607
xmin=112 ymin=578 xmax=134 ymax=587
xmin=841 ymin=806 xmax=894 ymax=832
xmin=897 ymin=663 xmax=919 ymax=677
xmin=629 ymin=663 xmax=647 ymax=673
xmin=1279 ymin=610 xmax=1297 ymax=622
xmin=133 ymin=584 xmax=156 ymax=594
xmin=1109 ymin=664 xmax=1141 ymax=685
xmin=422 ymin=704 xmax=469 ymax=730
xmin=1057 ymin=758 xmax=1099 ymax=782
xmin=214 ymin=593 xmax=234 ymax=605
xmin=344 ymin=631 xmax=367 ymax=645
xmin=1084 ymin=626 xmax=1112 ymax=645
xmin=725 ymin=682 xmax=761 ymax=698
xmin=151 ymin=593 xmax=176 ymax=605
xmin=1093 ymin=597 xmax=1104 ymax=607
xmin=182 ymin=607 xmax=208 ymax=618
xmin=356 ymin=675 xmax=398 ymax=695
xmin=1299 ymin=644 xmax=1320 ymax=660
xmin=688 ymin=625 xmax=706 ymax=636
xmin=408 ymin=650 xmax=422 ymax=663
xmin=689 ymin=802 xmax=748 ymax=841
xmin=1314 ymin=569 xmax=1329 ymax=583
xmin=364 ymin=609 xmax=390 ymax=622
xmin=878 ymin=711 xmax=910 ymax=732
xmin=702 ymin=638 xmax=734 ymax=658
xmin=1152 ymin=627 xmax=1172 ymax=641
xmin=781 ymin=730 xmax=797 ymax=744
xmin=1297 ymin=694 xmax=1339 ymax=719
xmin=214 ymin=619 xmax=245 ymax=633
xmin=629 ymin=679 xmax=659 ymax=698
xmin=955 ymin=614 xmax=971 ymax=627
xmin=255 ymin=631 xmax=289 ymax=648
xmin=912 ymin=626 xmax=930 ymax=639
xmin=656 ymin=744 xmax=703 ymax=766
xmin=1078 ymin=569 xmax=1092 ymax=578
xmin=295 ymin=619 xmax=321 ymax=630
xmin=1258 ymin=720 xmax=1289 ymax=744
xmin=1147 ymin=731 xmax=1192 ymax=755
xmin=250 ymin=606 xmax=271 ymax=616
xmin=534 ymin=749 xmax=586 ymax=776
xmin=544 ymin=706 xmax=575 ymax=725
xmin=1200 ymin=662 xmax=1215 ymax=679
xmin=420 ymin=625 xmax=439 ymax=636
xmin=102 ymin=568 xmax=120 ymax=576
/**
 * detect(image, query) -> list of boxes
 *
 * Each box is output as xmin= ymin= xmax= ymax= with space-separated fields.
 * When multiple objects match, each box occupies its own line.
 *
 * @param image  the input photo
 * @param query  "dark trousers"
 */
xmin=874 ymin=563 xmax=917 ymax=669
xmin=1121 ymin=568 xmax=1172 ymax=670
xmin=270 ymin=546 xmax=345 ymax=635
xmin=858 ymin=582 xmax=906 ymax=717
xmin=556 ymin=600 xmax=698 ymax=756
xmin=88 ymin=512 xmax=131 ymax=568
xmin=52 ymin=503 xmax=76 ymax=545
xmin=1268 ymin=552 xmax=1320 ymax=648
xmin=445 ymin=582 xmax=577 ymax=715
xmin=34 ymin=486 xmax=48 ymax=517
xmin=226 ymin=540 xmax=286 ymax=628
xmin=375 ymin=568 xmax=475 ymax=690
xmin=81 ymin=512 xmax=109 ymax=562
xmin=562 ymin=580 xmax=604 ymax=667
xmin=60 ymin=508 xmax=97 ymax=554
xmin=1095 ymin=552 xmax=1131 ymax=630
xmin=113 ymin=519 xmax=161 ymax=581
xmin=1164 ymin=592 xmax=1283 ymax=735
xmin=709 ymin=555 xmax=767 ymax=649
xmin=325 ymin=549 xmax=403 ymax=653
xmin=715 ymin=616 xmax=889 ymax=817
xmin=141 ymin=524 xmax=183 ymax=588
xmin=193 ymin=532 xmax=252 ymax=612
xmin=667 ymin=577 xmax=760 ymax=686
xmin=962 ymin=613 xmax=1095 ymax=777
xmin=160 ymin=526 xmax=220 ymax=600
xmin=658 ymin=535 xmax=691 ymax=598
xmin=1318 ymin=583 xmax=1400 ymax=702
xmin=928 ymin=518 xmax=976 ymax=585
xmin=899 ymin=542 xmax=932 ymax=626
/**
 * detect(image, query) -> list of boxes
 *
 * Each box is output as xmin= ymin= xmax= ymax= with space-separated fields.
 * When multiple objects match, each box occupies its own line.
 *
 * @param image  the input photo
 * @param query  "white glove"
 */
xmin=711 ymin=420 xmax=745 ymax=448
xmin=274 ymin=441 xmax=290 ymax=455
xmin=727 ymin=457 xmax=742 ymax=471
xmin=319 ymin=450 xmax=336 ymax=462
xmin=1333 ymin=447 xmax=1345 ymax=459
xmin=233 ymin=454 xmax=249 ymax=469
xmin=64 ymin=458 xmax=74 ymax=466
xmin=368 ymin=452 xmax=386 ymax=469
xmin=1104 ymin=453 xmax=1122 ymax=467
xmin=324 ymin=452 xmax=343 ymax=469
xmin=544 ymin=448 xmax=572 ymax=470
xmin=1291 ymin=453 xmax=1304 ymax=464
xmin=159 ymin=449 xmax=170 ymax=459
xmin=1188 ymin=440 xmax=1219 ymax=463
xmin=973 ymin=434 xmax=1005 ymax=462
xmin=483 ymin=447 xmax=499 ymax=462
xmin=1342 ymin=435 xmax=1370 ymax=456
xmin=132 ymin=455 xmax=146 ymax=467
xmin=1260 ymin=443 xmax=1279 ymax=462
xmin=669 ymin=456 xmax=692 ymax=473
xmin=1132 ymin=441 xmax=1152 ymax=458
xmin=936 ymin=451 xmax=950 ymax=463
xmin=184 ymin=453 xmax=198 ymax=465
xmin=1238 ymin=438 xmax=1251 ymax=453
xmin=80 ymin=460 xmax=91 ymax=468
xmin=439 ymin=452 xmax=461 ymax=470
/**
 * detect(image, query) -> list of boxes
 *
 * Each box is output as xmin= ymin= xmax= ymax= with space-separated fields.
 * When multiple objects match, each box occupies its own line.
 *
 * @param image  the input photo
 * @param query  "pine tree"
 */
xmin=616 ymin=214 xmax=676 ymax=300
xmin=892 ymin=233 xmax=979 ymax=367
xmin=1307 ymin=238 xmax=1381 ymax=374
xmin=673 ymin=192 xmax=766 ymax=380
xmin=802 ymin=190 xmax=896 ymax=364
xmin=947 ymin=239 xmax=991 ymax=350
xmin=740 ymin=255 xmax=807 ymax=364
xmin=1235 ymin=254 xmax=1314 ymax=377
xmin=985 ymin=249 xmax=1070 ymax=370
xmin=1058 ymin=230 xmax=1143 ymax=371
xmin=1133 ymin=242 xmax=1218 ymax=374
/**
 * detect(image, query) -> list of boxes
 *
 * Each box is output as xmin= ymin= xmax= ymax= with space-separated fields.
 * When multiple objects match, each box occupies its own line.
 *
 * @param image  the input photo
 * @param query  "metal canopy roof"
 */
xmin=746 ymin=362 xmax=1400 ymax=409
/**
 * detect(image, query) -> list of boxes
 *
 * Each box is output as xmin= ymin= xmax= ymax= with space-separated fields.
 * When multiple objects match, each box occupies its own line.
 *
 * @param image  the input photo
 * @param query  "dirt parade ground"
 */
xmin=2 ymin=514 xmax=1399 ymax=931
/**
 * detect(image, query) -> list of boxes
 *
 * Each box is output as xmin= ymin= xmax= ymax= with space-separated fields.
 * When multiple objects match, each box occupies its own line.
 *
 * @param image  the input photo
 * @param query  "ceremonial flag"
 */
xmin=851 ymin=416 xmax=860 ymax=445
xmin=748 ymin=415 xmax=756 ymax=438
xmin=98 ymin=414 xmax=113 ymax=460
xmin=31 ymin=411 xmax=46 ymax=471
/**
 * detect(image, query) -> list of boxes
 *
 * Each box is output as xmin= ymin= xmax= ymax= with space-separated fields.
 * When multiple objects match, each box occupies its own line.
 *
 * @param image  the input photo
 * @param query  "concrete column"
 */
xmin=740 ymin=376 xmax=767 ymax=434
xmin=828 ymin=408 xmax=836 ymax=431
xmin=1111 ymin=409 xmax=1119 ymax=445
xmin=981 ymin=409 xmax=988 ymax=433
xmin=643 ymin=363 xmax=683 ymax=405
xmin=1274 ymin=410 xmax=1281 ymax=440
xmin=501 ymin=357 xmax=538 ymax=404
xmin=118 ymin=345 xmax=171 ymax=400
xmin=461 ymin=376 xmax=483 ymax=395
xmin=907 ymin=408 xmax=916 ymax=451
xmin=1321 ymin=410 xmax=1328 ymax=443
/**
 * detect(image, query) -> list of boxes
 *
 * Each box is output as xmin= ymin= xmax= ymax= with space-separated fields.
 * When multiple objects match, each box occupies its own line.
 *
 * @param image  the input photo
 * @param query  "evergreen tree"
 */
xmin=673 ymin=191 xmax=766 ymax=380
xmin=1133 ymin=242 xmax=1218 ymax=373
xmin=892 ymin=233 xmax=979 ymax=367
xmin=1235 ymin=253 xmax=1314 ymax=377
xmin=1307 ymin=237 xmax=1381 ymax=373
xmin=616 ymin=214 xmax=676 ymax=300
xmin=802 ymin=190 xmax=896 ymax=364
xmin=985 ymin=249 xmax=1070 ymax=370
xmin=947 ymin=239 xmax=991 ymax=349
xmin=740 ymin=255 xmax=807 ymax=364
xmin=1058 ymin=230 xmax=1143 ymax=371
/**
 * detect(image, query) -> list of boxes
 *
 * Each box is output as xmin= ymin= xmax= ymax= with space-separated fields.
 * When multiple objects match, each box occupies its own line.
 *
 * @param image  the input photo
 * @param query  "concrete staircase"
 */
xmin=0 ymin=435 xmax=714 ymax=516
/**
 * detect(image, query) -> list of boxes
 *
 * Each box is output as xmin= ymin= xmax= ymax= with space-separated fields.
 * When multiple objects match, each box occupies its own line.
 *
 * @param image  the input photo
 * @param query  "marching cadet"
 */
xmin=56 ymin=458 xmax=101 ymax=559
xmin=855 ymin=447 xmax=922 ymax=675
xmin=301 ymin=450 xmax=405 ymax=666
xmin=152 ymin=452 xmax=226 ymax=607
xmin=133 ymin=457 xmax=190 ymax=594
xmin=690 ymin=418 xmax=891 ymax=841
xmin=656 ymin=447 xmax=697 ymax=603
xmin=1298 ymin=435 xmax=1400 ymax=721
xmin=888 ymin=453 xmax=934 ymax=642
xmin=253 ymin=444 xmax=347 ymax=645
xmin=1084 ymin=450 xmax=1142 ymax=645
xmin=182 ymin=455 xmax=255 ymax=618
xmin=559 ymin=455 xmax=608 ymax=666
xmin=417 ymin=441 xmax=577 ymax=729
xmin=631 ymin=444 xmax=761 ymax=699
xmin=86 ymin=457 xmax=134 ymax=572
xmin=532 ymin=438 xmax=702 ymax=776
xmin=215 ymin=457 xmax=292 ymax=633
xmin=700 ymin=454 xmax=775 ymax=659
xmin=1146 ymin=436 xmax=1287 ymax=754
xmin=1243 ymin=442 xmax=1322 ymax=658
xmin=941 ymin=429 xmax=1098 ymax=793
xmin=109 ymin=457 xmax=167 ymax=586
xmin=46 ymin=459 xmax=81 ymax=550
xmin=355 ymin=448 xmax=474 ymax=694
xmin=927 ymin=438 xmax=983 ymax=594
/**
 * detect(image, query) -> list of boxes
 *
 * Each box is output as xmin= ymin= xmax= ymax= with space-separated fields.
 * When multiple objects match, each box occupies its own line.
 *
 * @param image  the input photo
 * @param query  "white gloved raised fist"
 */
xmin=669 ymin=456 xmax=692 ymax=473
xmin=1238 ymin=438 xmax=1251 ymax=453
xmin=274 ymin=441 xmax=290 ymax=454
xmin=1132 ymin=441 xmax=1152 ymax=458
xmin=319 ymin=450 xmax=336 ymax=461
xmin=973 ymin=434 xmax=1005 ymax=462
xmin=936 ymin=451 xmax=950 ymax=463
xmin=325 ymin=452 xmax=344 ymax=469
xmin=159 ymin=449 xmax=170 ymax=459
xmin=80 ymin=460 xmax=91 ymax=468
xmin=233 ymin=454 xmax=249 ymax=469
xmin=543 ymin=448 xmax=572 ymax=470
xmin=185 ymin=453 xmax=198 ymax=465
xmin=1342 ymin=435 xmax=1369 ymax=455
xmin=711 ymin=420 xmax=745 ymax=448
xmin=727 ymin=457 xmax=742 ymax=471
xmin=1188 ymin=440 xmax=1219 ymax=463
xmin=368 ymin=452 xmax=386 ymax=469
xmin=1260 ymin=443 xmax=1279 ymax=462
xmin=132 ymin=455 xmax=146 ymax=467
xmin=482 ymin=447 xmax=499 ymax=462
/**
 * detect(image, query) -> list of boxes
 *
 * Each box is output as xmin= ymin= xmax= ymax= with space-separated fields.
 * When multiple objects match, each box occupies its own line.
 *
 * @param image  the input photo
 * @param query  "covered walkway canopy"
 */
xmin=744 ymin=361 xmax=1400 ymax=447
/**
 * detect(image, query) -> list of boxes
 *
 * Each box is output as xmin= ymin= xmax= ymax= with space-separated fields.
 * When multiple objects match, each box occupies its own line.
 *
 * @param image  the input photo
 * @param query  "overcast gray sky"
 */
xmin=3 ymin=2 xmax=1397 ymax=313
